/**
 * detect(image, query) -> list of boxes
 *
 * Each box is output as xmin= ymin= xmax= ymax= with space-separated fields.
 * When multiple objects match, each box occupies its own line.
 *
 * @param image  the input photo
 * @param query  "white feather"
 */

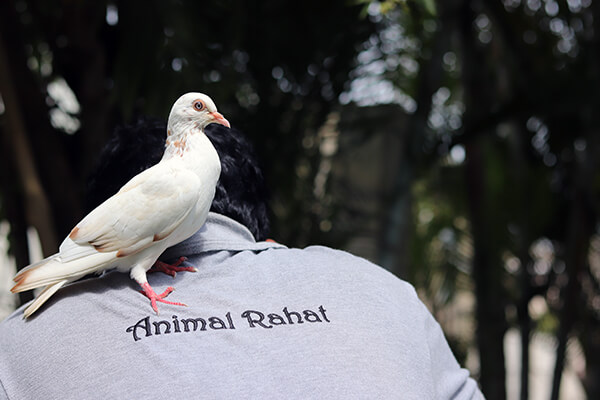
xmin=23 ymin=280 xmax=69 ymax=318
xmin=12 ymin=92 xmax=224 ymax=317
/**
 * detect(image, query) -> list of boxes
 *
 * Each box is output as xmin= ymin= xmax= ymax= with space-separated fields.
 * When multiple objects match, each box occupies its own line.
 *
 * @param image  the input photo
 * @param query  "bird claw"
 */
xmin=139 ymin=283 xmax=187 ymax=315
xmin=148 ymin=256 xmax=197 ymax=277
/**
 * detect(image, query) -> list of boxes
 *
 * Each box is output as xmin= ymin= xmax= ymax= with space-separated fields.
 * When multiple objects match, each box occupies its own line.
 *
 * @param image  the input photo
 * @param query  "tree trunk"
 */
xmin=507 ymin=124 xmax=534 ymax=400
xmin=464 ymin=140 xmax=508 ymax=400
xmin=518 ymin=268 xmax=531 ymax=400
xmin=458 ymin=1 xmax=507 ymax=397
xmin=0 ymin=30 xmax=59 ymax=256
xmin=0 ymin=134 xmax=34 ymax=306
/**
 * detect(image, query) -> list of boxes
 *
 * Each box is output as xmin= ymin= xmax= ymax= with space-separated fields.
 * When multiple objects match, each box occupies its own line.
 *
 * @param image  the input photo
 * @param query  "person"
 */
xmin=0 ymin=119 xmax=484 ymax=399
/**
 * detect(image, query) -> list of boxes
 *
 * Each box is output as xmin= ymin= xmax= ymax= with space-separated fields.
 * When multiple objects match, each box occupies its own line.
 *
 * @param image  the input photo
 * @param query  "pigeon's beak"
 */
xmin=209 ymin=112 xmax=231 ymax=128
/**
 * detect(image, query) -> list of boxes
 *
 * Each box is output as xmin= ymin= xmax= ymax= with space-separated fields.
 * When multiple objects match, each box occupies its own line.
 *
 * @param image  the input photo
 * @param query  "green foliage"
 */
xmin=357 ymin=0 xmax=436 ymax=17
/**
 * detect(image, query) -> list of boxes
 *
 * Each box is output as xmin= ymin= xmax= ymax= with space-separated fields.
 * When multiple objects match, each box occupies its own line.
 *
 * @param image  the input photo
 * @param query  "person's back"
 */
xmin=0 ymin=213 xmax=482 ymax=399
xmin=0 ymin=121 xmax=484 ymax=399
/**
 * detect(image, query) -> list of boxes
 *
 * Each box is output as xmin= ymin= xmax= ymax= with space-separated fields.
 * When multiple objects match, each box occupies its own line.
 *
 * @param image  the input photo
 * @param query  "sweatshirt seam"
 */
xmin=0 ymin=375 xmax=10 ymax=400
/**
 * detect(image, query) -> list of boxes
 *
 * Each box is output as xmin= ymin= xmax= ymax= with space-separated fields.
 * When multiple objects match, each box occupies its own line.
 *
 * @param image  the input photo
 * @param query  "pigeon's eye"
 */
xmin=193 ymin=100 xmax=205 ymax=111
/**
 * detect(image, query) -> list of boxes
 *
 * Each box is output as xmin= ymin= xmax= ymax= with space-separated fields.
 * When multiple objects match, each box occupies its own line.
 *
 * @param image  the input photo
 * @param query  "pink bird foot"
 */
xmin=139 ymin=282 xmax=187 ymax=315
xmin=149 ymin=256 xmax=197 ymax=277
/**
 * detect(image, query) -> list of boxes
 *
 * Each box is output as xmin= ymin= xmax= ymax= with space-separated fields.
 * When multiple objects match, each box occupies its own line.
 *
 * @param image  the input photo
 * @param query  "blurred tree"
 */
xmin=0 ymin=0 xmax=375 ymax=255
xmin=338 ymin=0 xmax=600 ymax=399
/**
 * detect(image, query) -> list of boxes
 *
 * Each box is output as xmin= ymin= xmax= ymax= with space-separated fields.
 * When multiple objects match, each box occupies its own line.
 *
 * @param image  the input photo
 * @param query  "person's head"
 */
xmin=86 ymin=117 xmax=270 ymax=241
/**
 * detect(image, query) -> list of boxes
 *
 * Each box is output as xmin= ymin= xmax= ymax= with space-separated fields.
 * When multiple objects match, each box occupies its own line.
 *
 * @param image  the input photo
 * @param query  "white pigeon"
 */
xmin=12 ymin=92 xmax=228 ymax=318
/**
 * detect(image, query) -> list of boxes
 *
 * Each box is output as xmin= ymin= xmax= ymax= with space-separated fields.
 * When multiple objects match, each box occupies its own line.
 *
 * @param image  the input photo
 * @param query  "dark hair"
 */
xmin=85 ymin=117 xmax=270 ymax=240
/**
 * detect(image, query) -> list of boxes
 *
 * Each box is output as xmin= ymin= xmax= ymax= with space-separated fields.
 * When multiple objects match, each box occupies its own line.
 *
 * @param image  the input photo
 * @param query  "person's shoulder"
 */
xmin=0 ymin=306 xmax=32 ymax=358
xmin=0 ymin=271 xmax=133 ymax=332
xmin=260 ymin=243 xmax=420 ymax=302
xmin=280 ymin=244 xmax=406 ymax=279
xmin=302 ymin=245 xmax=394 ymax=274
xmin=0 ymin=309 xmax=21 ymax=331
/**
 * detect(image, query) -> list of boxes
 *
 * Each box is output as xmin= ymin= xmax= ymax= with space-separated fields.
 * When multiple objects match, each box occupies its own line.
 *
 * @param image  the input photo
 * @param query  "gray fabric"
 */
xmin=0 ymin=213 xmax=484 ymax=399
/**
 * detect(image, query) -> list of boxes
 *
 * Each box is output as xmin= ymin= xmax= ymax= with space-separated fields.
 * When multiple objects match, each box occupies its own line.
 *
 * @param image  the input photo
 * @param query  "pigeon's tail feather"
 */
xmin=22 ymin=280 xmax=68 ymax=318
xmin=13 ymin=255 xmax=57 ymax=284
xmin=11 ymin=251 xmax=116 ymax=293
xmin=13 ymin=251 xmax=117 ymax=318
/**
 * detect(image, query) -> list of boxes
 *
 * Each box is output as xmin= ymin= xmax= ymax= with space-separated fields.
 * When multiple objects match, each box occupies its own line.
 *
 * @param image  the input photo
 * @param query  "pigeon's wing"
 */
xmin=59 ymin=162 xmax=202 ymax=261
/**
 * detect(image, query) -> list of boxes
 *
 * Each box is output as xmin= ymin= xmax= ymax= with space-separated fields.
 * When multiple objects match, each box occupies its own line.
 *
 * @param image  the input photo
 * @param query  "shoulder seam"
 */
xmin=0 ymin=375 xmax=10 ymax=400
